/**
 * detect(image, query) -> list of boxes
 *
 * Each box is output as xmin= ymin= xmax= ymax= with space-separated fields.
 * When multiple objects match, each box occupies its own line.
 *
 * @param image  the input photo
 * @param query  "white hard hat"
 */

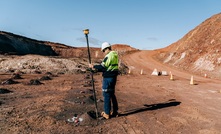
xmin=101 ymin=42 xmax=111 ymax=51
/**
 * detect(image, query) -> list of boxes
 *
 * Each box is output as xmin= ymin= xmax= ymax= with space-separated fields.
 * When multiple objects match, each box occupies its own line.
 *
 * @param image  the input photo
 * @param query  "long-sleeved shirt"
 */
xmin=94 ymin=51 xmax=119 ymax=78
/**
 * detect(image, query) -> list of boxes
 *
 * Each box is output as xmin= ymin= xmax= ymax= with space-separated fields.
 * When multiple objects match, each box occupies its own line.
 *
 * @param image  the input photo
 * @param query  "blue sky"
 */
xmin=0 ymin=0 xmax=220 ymax=50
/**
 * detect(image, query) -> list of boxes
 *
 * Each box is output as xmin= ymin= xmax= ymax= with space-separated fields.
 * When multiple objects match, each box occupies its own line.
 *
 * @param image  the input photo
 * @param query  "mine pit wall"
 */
xmin=0 ymin=31 xmax=57 ymax=56
xmin=154 ymin=50 xmax=221 ymax=80
xmin=0 ymin=31 xmax=104 ymax=58
xmin=0 ymin=38 xmax=57 ymax=56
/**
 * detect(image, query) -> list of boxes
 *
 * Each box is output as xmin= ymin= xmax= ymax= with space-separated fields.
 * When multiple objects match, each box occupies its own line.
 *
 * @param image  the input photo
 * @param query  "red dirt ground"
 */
xmin=1 ymin=50 xmax=221 ymax=134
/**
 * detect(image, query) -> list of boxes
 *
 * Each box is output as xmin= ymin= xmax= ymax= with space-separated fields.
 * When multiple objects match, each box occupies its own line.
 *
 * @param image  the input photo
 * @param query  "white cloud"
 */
xmin=146 ymin=37 xmax=158 ymax=41
xmin=76 ymin=37 xmax=101 ymax=47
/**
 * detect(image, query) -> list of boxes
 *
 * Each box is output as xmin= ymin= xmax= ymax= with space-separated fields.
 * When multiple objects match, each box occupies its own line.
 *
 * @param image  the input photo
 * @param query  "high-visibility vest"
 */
xmin=102 ymin=51 xmax=118 ymax=71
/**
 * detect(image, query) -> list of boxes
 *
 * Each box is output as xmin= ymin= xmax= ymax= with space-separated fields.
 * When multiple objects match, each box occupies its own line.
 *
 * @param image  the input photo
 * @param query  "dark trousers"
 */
xmin=103 ymin=91 xmax=118 ymax=115
xmin=102 ymin=77 xmax=118 ymax=114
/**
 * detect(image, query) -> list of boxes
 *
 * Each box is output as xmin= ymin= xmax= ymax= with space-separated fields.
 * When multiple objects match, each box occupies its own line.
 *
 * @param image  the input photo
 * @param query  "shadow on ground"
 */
xmin=120 ymin=99 xmax=181 ymax=116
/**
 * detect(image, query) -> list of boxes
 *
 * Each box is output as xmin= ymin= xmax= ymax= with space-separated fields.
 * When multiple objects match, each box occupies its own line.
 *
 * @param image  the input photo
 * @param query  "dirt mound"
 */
xmin=119 ymin=62 xmax=129 ymax=75
xmin=0 ymin=55 xmax=85 ymax=74
xmin=0 ymin=88 xmax=12 ymax=94
xmin=26 ymin=79 xmax=43 ymax=85
xmin=11 ymin=73 xmax=23 ymax=79
xmin=112 ymin=44 xmax=138 ymax=52
xmin=1 ymin=79 xmax=19 ymax=85
xmin=39 ymin=76 xmax=52 ymax=81
xmin=155 ymin=13 xmax=221 ymax=79
xmin=45 ymin=72 xmax=58 ymax=77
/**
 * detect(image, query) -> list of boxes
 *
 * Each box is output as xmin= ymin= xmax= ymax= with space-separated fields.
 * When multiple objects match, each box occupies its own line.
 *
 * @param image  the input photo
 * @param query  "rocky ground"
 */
xmin=1 ymin=50 xmax=221 ymax=134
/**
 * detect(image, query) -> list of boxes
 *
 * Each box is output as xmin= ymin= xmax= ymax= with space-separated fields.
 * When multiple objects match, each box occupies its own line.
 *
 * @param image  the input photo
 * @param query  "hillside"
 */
xmin=155 ymin=13 xmax=221 ymax=79
xmin=0 ymin=31 xmax=138 ymax=75
xmin=1 ymin=13 xmax=221 ymax=80
xmin=0 ymin=31 xmax=57 ymax=56
xmin=0 ymin=31 xmax=137 ymax=59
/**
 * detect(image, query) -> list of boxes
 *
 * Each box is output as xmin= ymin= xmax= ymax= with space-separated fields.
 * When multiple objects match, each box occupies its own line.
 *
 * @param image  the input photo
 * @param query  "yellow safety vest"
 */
xmin=102 ymin=51 xmax=118 ymax=71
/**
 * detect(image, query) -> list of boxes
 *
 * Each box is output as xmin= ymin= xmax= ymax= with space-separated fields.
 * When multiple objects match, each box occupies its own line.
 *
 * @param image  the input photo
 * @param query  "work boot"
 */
xmin=101 ymin=112 xmax=110 ymax=119
xmin=110 ymin=111 xmax=119 ymax=117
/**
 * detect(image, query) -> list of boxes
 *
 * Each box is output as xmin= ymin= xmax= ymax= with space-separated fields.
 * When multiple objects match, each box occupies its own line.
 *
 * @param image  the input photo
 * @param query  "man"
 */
xmin=89 ymin=42 xmax=119 ymax=119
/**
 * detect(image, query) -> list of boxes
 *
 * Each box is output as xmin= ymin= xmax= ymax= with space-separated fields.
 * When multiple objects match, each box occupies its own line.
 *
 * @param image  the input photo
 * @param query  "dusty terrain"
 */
xmin=1 ymin=12 xmax=221 ymax=134
xmin=1 ymin=50 xmax=221 ymax=134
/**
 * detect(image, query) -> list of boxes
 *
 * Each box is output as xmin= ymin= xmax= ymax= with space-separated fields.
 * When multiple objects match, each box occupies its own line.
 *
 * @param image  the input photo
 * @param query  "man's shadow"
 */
xmin=119 ymin=99 xmax=181 ymax=116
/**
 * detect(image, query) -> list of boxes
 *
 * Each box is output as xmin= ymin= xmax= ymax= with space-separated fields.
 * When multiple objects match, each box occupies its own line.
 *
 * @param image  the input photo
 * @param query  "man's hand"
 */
xmin=89 ymin=64 xmax=97 ymax=72
xmin=89 ymin=64 xmax=94 ymax=69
